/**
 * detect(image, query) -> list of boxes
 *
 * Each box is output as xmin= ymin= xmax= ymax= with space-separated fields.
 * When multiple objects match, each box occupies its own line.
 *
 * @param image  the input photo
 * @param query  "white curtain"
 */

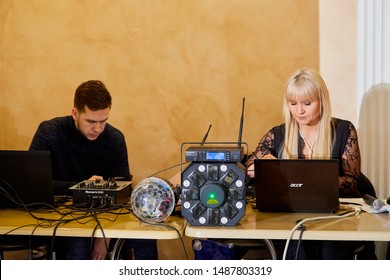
xmin=357 ymin=0 xmax=390 ymax=260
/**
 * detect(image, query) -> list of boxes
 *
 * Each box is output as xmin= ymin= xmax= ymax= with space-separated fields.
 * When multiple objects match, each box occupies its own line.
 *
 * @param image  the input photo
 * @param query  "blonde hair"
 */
xmin=281 ymin=68 xmax=335 ymax=159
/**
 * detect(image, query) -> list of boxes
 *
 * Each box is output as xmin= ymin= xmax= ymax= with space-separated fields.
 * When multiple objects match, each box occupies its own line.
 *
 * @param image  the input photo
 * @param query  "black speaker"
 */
xmin=181 ymin=160 xmax=246 ymax=226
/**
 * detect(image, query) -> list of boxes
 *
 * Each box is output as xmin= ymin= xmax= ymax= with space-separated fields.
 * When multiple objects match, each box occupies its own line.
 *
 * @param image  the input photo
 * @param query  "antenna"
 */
xmin=237 ymin=97 xmax=245 ymax=146
xmin=200 ymin=124 xmax=212 ymax=146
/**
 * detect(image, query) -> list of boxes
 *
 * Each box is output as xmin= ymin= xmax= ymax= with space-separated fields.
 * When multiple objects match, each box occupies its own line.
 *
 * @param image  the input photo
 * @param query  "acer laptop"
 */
xmin=0 ymin=150 xmax=54 ymax=208
xmin=254 ymin=159 xmax=339 ymax=212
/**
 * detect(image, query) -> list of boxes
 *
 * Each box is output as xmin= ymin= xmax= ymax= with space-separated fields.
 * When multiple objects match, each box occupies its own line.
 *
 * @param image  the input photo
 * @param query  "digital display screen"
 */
xmin=205 ymin=152 xmax=225 ymax=160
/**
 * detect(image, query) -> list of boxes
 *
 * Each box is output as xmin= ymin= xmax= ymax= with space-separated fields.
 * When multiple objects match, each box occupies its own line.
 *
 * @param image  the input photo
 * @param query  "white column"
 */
xmin=357 ymin=0 xmax=390 ymax=119
xmin=358 ymin=0 xmax=390 ymax=261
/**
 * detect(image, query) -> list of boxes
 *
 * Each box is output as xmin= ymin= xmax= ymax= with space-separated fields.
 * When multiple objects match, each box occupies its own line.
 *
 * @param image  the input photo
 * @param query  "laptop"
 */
xmin=254 ymin=159 xmax=339 ymax=212
xmin=0 ymin=150 xmax=54 ymax=209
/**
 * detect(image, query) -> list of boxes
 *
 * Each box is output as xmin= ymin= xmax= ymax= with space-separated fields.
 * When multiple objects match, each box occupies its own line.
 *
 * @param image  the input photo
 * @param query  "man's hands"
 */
xmin=89 ymin=175 xmax=104 ymax=181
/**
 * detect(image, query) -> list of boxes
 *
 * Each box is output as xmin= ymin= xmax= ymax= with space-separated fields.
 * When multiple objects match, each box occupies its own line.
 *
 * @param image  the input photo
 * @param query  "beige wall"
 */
xmin=0 ymin=0 xmax=322 ymax=184
xmin=320 ymin=0 xmax=358 ymax=125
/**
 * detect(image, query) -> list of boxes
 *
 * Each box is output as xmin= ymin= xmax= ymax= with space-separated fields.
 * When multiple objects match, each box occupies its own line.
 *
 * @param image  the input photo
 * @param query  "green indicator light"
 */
xmin=207 ymin=192 xmax=218 ymax=205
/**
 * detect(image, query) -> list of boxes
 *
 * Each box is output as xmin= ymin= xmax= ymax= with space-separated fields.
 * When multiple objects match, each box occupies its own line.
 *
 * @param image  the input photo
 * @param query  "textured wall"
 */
xmin=0 ymin=0 xmax=319 ymax=183
xmin=319 ymin=0 xmax=358 ymax=124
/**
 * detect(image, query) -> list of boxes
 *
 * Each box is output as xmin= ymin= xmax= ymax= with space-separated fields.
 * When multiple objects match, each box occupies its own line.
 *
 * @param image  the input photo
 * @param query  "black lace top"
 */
xmin=247 ymin=118 xmax=361 ymax=197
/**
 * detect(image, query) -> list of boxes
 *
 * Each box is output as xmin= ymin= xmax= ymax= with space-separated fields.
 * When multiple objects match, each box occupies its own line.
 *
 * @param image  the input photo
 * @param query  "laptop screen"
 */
xmin=0 ymin=150 xmax=54 ymax=209
xmin=254 ymin=159 xmax=339 ymax=212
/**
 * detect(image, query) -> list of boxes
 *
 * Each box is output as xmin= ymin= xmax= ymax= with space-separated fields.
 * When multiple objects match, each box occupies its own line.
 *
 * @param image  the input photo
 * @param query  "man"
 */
xmin=29 ymin=80 xmax=157 ymax=260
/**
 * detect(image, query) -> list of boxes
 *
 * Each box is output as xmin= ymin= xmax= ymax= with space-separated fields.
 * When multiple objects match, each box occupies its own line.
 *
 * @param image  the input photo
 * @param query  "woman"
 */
xmin=247 ymin=68 xmax=374 ymax=259
xmin=248 ymin=67 xmax=361 ymax=197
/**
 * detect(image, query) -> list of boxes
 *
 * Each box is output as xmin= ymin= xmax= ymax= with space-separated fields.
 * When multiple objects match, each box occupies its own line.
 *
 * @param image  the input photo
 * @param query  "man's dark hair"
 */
xmin=74 ymin=80 xmax=112 ymax=112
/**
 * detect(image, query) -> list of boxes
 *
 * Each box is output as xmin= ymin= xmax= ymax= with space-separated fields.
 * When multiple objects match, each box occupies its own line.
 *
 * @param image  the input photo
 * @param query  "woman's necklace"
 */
xmin=298 ymin=129 xmax=318 ymax=159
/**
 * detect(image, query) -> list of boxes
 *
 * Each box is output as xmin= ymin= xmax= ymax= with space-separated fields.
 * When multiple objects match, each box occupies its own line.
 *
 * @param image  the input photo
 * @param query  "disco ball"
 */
xmin=130 ymin=177 xmax=175 ymax=223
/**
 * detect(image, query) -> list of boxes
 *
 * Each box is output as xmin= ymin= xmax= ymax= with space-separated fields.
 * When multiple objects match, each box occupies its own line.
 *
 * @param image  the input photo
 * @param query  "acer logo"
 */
xmin=290 ymin=183 xmax=303 ymax=188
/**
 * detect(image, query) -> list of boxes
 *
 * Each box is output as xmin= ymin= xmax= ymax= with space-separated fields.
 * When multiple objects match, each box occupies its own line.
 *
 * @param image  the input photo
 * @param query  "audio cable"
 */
xmin=282 ymin=207 xmax=362 ymax=260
